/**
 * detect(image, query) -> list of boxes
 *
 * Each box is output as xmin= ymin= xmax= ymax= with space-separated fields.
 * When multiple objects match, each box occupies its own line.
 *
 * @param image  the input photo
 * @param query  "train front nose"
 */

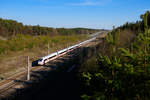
xmin=38 ymin=61 xmax=43 ymax=65
xmin=38 ymin=59 xmax=44 ymax=65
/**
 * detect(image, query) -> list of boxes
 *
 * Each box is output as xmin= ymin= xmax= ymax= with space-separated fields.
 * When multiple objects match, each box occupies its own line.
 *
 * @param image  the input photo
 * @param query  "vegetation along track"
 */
xmin=0 ymin=32 xmax=107 ymax=98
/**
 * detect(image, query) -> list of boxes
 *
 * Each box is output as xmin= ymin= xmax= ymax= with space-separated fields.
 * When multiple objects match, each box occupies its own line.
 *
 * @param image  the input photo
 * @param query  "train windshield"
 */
xmin=39 ymin=59 xmax=43 ymax=61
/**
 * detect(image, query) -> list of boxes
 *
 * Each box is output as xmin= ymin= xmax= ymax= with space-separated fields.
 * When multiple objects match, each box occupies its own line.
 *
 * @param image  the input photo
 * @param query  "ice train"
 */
xmin=38 ymin=37 xmax=96 ymax=65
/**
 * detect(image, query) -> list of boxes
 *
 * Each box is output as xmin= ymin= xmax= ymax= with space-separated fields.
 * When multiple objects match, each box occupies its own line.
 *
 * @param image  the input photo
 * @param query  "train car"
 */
xmin=37 ymin=37 xmax=95 ymax=65
xmin=38 ymin=52 xmax=57 ymax=65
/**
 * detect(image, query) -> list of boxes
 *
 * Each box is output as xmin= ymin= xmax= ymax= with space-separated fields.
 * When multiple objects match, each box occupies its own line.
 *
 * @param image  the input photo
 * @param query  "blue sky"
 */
xmin=0 ymin=0 xmax=150 ymax=29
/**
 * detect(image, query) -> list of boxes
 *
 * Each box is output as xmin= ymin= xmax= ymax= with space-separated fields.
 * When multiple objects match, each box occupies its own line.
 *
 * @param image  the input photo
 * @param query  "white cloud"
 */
xmin=70 ymin=1 xmax=101 ymax=6
xmin=143 ymin=9 xmax=150 ymax=11
xmin=68 ymin=0 xmax=111 ymax=6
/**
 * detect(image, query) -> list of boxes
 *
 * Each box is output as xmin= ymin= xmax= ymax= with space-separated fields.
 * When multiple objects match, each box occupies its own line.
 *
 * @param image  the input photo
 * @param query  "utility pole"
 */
xmin=27 ymin=56 xmax=30 ymax=81
xmin=57 ymin=50 xmax=58 ymax=55
xmin=67 ymin=44 xmax=69 ymax=51
xmin=48 ymin=42 xmax=50 ymax=55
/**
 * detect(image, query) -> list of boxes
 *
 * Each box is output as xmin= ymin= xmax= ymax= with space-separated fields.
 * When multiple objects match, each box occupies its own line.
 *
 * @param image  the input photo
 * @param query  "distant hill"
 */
xmin=0 ymin=18 xmax=101 ymax=38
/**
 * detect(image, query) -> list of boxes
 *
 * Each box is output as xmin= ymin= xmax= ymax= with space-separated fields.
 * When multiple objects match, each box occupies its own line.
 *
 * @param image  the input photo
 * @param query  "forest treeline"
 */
xmin=0 ymin=18 xmax=100 ymax=55
xmin=78 ymin=11 xmax=150 ymax=100
xmin=0 ymin=18 xmax=99 ymax=38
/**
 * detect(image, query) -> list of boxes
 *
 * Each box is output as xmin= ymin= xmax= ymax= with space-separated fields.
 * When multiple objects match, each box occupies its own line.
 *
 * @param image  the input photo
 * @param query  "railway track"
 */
xmin=0 ymin=44 xmax=81 ymax=97
xmin=0 ymin=35 xmax=103 ymax=98
xmin=0 ymin=66 xmax=46 ymax=96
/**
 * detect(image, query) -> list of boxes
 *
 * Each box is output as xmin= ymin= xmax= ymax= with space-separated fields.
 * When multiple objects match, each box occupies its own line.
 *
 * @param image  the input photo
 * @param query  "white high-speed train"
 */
xmin=38 ymin=37 xmax=96 ymax=65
